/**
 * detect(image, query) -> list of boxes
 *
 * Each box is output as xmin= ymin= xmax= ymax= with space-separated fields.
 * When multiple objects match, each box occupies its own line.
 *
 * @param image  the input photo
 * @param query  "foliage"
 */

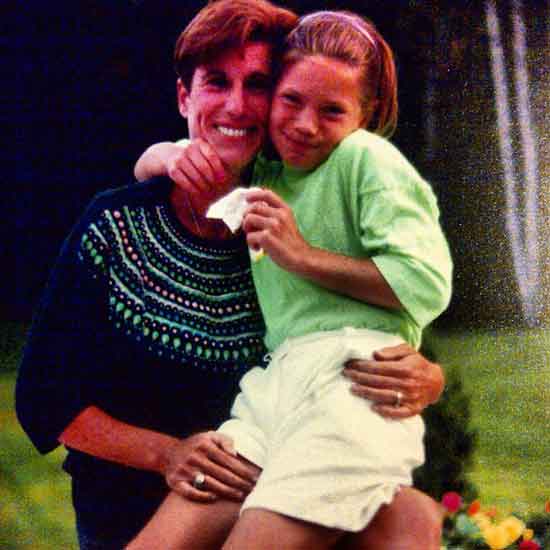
xmin=0 ymin=321 xmax=29 ymax=373
xmin=413 ymin=339 xmax=478 ymax=501
xmin=428 ymin=327 xmax=550 ymax=516
xmin=440 ymin=491 xmax=550 ymax=549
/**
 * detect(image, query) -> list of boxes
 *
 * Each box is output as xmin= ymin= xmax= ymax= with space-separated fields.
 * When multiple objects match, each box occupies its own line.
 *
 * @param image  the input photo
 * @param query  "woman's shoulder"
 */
xmin=87 ymin=177 xmax=173 ymax=214
xmin=65 ymin=177 xmax=174 ymax=257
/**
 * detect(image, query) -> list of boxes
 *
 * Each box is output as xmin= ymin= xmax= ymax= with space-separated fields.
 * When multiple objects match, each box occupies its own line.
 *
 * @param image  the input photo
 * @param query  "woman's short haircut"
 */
xmin=175 ymin=0 xmax=298 ymax=90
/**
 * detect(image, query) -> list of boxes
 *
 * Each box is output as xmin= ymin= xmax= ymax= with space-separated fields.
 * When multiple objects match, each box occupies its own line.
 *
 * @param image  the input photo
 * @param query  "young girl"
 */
xmin=129 ymin=11 xmax=452 ymax=550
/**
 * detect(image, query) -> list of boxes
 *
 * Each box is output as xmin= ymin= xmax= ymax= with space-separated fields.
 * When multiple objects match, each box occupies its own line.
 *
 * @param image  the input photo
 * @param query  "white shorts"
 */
xmin=218 ymin=328 xmax=425 ymax=532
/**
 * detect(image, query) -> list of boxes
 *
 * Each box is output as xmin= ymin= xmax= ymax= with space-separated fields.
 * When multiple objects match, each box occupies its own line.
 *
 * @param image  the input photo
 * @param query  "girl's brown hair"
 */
xmin=174 ymin=0 xmax=298 ymax=90
xmin=283 ymin=11 xmax=398 ymax=138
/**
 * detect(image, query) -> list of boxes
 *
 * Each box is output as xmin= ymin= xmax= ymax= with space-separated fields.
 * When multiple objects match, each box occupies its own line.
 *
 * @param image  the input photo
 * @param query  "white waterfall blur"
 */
xmin=486 ymin=0 xmax=541 ymax=325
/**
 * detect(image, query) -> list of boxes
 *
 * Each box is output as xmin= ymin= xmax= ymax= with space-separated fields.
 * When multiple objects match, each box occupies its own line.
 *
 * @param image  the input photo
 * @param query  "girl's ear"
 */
xmin=361 ymin=99 xmax=379 ymax=130
xmin=177 ymin=79 xmax=190 ymax=119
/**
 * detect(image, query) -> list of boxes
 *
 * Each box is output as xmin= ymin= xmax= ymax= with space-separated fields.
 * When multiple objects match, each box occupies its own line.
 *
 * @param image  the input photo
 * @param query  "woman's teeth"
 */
xmin=217 ymin=126 xmax=248 ymax=137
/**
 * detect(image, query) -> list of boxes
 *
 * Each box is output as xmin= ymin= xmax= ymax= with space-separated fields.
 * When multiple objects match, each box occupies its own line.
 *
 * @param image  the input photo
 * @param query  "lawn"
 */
xmin=1 ymin=321 xmax=548 ymax=548
xmin=425 ymin=327 xmax=550 ymax=518
xmin=0 ymin=322 xmax=76 ymax=550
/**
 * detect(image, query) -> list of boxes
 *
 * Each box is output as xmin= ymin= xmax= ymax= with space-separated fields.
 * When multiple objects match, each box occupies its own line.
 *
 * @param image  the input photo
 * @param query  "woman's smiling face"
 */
xmin=269 ymin=55 xmax=366 ymax=171
xmin=178 ymin=41 xmax=273 ymax=175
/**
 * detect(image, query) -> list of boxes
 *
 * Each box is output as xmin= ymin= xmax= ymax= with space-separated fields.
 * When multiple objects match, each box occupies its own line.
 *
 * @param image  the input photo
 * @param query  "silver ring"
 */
xmin=394 ymin=391 xmax=403 ymax=408
xmin=193 ymin=472 xmax=206 ymax=489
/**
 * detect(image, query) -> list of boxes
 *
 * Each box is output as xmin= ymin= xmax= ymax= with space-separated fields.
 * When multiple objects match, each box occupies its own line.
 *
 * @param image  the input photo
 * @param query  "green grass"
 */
xmin=1 ymin=321 xmax=549 ymax=548
xmin=1 ymin=322 xmax=77 ymax=549
xmin=426 ymin=327 xmax=550 ymax=517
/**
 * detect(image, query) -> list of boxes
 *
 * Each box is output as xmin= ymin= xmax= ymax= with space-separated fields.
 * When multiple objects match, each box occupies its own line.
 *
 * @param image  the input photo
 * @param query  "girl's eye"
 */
xmin=324 ymin=105 xmax=345 ymax=116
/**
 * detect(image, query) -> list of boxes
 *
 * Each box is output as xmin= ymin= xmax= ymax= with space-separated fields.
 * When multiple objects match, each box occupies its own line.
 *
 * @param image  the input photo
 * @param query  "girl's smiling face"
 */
xmin=269 ymin=55 xmax=366 ymax=171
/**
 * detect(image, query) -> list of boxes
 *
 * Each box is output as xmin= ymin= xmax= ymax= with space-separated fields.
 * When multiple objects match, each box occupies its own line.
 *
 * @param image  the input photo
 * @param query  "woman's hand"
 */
xmin=163 ymin=431 xmax=260 ymax=503
xmin=243 ymin=188 xmax=313 ymax=272
xmin=343 ymin=343 xmax=444 ymax=419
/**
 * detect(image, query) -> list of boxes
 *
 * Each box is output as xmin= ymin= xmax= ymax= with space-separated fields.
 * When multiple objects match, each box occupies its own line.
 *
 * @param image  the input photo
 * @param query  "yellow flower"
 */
xmin=500 ymin=516 xmax=525 ymax=542
xmin=482 ymin=525 xmax=510 ymax=549
xmin=481 ymin=516 xmax=525 ymax=549
xmin=472 ymin=512 xmax=492 ymax=531
xmin=523 ymin=528 xmax=534 ymax=541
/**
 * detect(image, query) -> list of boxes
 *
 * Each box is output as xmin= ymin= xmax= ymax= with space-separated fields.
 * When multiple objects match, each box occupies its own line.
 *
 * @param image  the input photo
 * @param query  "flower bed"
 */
xmin=440 ymin=492 xmax=550 ymax=549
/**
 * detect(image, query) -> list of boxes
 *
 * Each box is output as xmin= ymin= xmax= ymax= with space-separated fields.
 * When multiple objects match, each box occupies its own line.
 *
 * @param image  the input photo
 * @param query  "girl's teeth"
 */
xmin=218 ymin=126 xmax=247 ymax=137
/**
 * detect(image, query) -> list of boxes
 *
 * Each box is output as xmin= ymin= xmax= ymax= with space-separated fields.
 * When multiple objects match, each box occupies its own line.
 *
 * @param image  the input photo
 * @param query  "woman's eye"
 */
xmin=206 ymin=77 xmax=227 ymax=88
xmin=281 ymin=93 xmax=299 ymax=105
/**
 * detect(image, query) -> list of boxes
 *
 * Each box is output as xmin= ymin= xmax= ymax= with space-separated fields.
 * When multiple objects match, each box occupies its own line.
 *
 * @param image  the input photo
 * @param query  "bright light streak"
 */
xmin=486 ymin=0 xmax=540 ymax=325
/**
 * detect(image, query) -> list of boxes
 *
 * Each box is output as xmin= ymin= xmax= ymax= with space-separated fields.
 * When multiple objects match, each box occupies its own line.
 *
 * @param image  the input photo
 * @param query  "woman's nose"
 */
xmin=226 ymin=85 xmax=245 ymax=117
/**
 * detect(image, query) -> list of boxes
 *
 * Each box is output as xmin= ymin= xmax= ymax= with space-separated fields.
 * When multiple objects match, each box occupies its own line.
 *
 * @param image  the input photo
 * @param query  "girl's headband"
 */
xmin=298 ymin=11 xmax=377 ymax=50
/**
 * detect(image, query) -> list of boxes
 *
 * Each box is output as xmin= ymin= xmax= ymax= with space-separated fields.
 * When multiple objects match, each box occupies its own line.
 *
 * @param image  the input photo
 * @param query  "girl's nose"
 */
xmin=294 ymin=108 xmax=318 ymax=136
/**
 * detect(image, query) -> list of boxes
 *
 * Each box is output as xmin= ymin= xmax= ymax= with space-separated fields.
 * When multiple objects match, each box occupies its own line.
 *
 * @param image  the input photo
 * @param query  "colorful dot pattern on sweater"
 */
xmin=78 ymin=203 xmax=266 ymax=373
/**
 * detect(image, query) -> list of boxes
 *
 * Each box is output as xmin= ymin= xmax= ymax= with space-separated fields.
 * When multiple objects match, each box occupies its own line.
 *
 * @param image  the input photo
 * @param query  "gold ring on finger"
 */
xmin=394 ymin=391 xmax=403 ymax=408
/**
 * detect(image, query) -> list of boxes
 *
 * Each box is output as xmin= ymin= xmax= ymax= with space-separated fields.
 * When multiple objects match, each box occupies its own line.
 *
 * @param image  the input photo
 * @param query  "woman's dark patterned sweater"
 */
xmin=16 ymin=177 xmax=266 ymax=538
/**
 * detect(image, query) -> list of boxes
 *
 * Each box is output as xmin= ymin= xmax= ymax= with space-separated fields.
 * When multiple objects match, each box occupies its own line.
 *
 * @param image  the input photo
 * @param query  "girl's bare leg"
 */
xmin=222 ymin=508 xmax=343 ymax=550
xmin=125 ymin=491 xmax=240 ymax=550
xmin=340 ymin=487 xmax=444 ymax=550
xmin=220 ymin=488 xmax=442 ymax=550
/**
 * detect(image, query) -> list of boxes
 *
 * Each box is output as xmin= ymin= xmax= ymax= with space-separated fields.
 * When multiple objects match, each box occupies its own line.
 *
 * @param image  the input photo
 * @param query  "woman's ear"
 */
xmin=177 ymin=79 xmax=190 ymax=119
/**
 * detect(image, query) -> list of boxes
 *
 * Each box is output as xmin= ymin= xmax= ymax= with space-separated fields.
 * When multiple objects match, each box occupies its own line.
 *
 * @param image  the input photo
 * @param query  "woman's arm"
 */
xmin=59 ymin=406 xmax=256 ymax=502
xmin=59 ymin=405 xmax=180 ymax=475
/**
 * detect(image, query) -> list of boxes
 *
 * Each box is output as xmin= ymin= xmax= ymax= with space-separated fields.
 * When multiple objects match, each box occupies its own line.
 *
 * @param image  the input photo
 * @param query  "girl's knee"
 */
xmin=343 ymin=487 xmax=443 ymax=550
xmin=223 ymin=509 xmax=342 ymax=550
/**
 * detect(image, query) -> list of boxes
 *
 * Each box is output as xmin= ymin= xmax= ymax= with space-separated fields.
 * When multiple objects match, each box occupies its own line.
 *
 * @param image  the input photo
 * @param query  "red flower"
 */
xmin=467 ymin=499 xmax=481 ymax=516
xmin=545 ymin=500 xmax=550 ymax=514
xmin=519 ymin=540 xmax=540 ymax=550
xmin=441 ymin=491 xmax=462 ymax=513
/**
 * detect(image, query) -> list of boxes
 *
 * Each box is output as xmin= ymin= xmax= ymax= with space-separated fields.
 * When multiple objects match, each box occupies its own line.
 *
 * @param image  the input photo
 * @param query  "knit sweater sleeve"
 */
xmin=16 ymin=196 xmax=113 ymax=454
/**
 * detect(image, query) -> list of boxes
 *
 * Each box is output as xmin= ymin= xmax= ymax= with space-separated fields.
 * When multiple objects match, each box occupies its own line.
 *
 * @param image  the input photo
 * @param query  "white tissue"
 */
xmin=206 ymin=187 xmax=264 ymax=262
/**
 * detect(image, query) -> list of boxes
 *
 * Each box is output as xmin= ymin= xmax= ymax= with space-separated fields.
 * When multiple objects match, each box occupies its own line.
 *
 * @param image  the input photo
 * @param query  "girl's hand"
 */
xmin=242 ymin=188 xmax=313 ymax=272
xmin=163 ymin=431 xmax=259 ymax=502
xmin=343 ymin=343 xmax=444 ymax=419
